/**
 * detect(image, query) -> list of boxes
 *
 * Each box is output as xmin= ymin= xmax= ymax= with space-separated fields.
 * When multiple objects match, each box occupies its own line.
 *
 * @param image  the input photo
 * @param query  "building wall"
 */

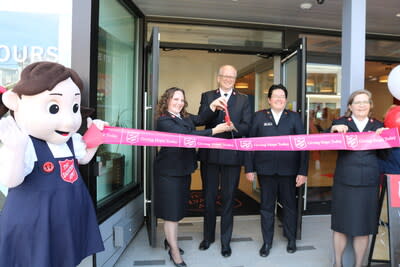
xmin=366 ymin=81 xmax=394 ymax=121
xmin=96 ymin=194 xmax=144 ymax=267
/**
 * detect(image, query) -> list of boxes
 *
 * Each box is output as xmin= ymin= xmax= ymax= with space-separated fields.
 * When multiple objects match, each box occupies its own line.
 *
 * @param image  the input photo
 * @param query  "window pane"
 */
xmin=306 ymin=64 xmax=341 ymax=95
xmin=148 ymin=22 xmax=282 ymax=49
xmin=366 ymin=39 xmax=400 ymax=60
xmin=301 ymin=34 xmax=400 ymax=60
xmin=0 ymin=0 xmax=73 ymax=211
xmin=97 ymin=0 xmax=139 ymax=206
xmin=256 ymin=66 xmax=274 ymax=111
xmin=300 ymin=34 xmax=341 ymax=54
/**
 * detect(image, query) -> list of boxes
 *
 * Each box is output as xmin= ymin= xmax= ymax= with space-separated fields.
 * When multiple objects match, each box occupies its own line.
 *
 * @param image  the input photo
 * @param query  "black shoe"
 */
xmin=199 ymin=240 xmax=213 ymax=250
xmin=287 ymin=240 xmax=297 ymax=253
xmin=259 ymin=243 xmax=271 ymax=257
xmin=164 ymin=239 xmax=184 ymax=255
xmin=168 ymin=250 xmax=187 ymax=267
xmin=221 ymin=245 xmax=232 ymax=257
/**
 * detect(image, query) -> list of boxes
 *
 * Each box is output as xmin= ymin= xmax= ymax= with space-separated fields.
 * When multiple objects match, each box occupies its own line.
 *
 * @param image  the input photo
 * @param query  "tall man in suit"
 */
xmin=244 ymin=84 xmax=308 ymax=257
xmin=197 ymin=65 xmax=252 ymax=257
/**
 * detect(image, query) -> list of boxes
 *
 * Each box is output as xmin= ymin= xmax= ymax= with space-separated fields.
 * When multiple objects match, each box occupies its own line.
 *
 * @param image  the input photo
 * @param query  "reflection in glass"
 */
xmin=306 ymin=63 xmax=341 ymax=214
xmin=97 ymin=0 xmax=139 ymax=206
xmin=0 ymin=1 xmax=73 ymax=211
xmin=306 ymin=64 xmax=341 ymax=95
xmin=301 ymin=33 xmax=400 ymax=60
xmin=256 ymin=68 xmax=274 ymax=111
xmin=371 ymin=192 xmax=389 ymax=261
xmin=282 ymin=55 xmax=298 ymax=112
xmin=148 ymin=22 xmax=282 ymax=49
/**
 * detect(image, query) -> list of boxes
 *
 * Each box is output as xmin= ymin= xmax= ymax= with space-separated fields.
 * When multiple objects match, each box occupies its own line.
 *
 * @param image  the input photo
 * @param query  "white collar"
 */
xmin=220 ymin=88 xmax=233 ymax=99
xmin=351 ymin=115 xmax=368 ymax=132
xmin=168 ymin=111 xmax=181 ymax=119
xmin=271 ymin=109 xmax=283 ymax=124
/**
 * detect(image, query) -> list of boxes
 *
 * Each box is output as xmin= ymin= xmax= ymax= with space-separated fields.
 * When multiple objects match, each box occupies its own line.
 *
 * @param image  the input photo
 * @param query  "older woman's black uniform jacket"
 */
xmin=244 ymin=109 xmax=308 ymax=176
xmin=155 ymin=110 xmax=213 ymax=177
xmin=331 ymin=116 xmax=388 ymax=186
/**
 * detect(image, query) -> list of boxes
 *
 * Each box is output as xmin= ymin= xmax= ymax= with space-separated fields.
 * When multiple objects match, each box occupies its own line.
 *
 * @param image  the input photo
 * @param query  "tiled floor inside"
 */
xmin=115 ymin=215 xmax=335 ymax=267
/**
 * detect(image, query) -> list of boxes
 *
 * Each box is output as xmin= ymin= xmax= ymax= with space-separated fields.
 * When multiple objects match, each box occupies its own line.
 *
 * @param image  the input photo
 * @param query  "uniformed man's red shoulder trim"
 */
xmin=334 ymin=115 xmax=347 ymax=121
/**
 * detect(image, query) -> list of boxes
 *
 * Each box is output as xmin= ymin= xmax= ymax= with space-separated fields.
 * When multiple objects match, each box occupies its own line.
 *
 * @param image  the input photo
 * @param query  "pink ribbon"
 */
xmin=83 ymin=125 xmax=400 ymax=151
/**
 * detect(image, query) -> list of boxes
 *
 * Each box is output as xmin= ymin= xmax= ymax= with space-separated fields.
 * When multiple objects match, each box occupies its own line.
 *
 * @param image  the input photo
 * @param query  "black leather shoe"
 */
xmin=259 ymin=243 xmax=271 ymax=257
xmin=164 ymin=239 xmax=184 ymax=255
xmin=221 ymin=245 xmax=232 ymax=257
xmin=199 ymin=240 xmax=213 ymax=250
xmin=287 ymin=240 xmax=297 ymax=253
xmin=168 ymin=250 xmax=187 ymax=267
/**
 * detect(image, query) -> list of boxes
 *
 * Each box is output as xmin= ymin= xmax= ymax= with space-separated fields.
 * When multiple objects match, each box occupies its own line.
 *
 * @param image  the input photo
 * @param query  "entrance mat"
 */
xmin=307 ymin=186 xmax=332 ymax=202
xmin=186 ymin=189 xmax=260 ymax=217
xmin=303 ymin=200 xmax=331 ymax=215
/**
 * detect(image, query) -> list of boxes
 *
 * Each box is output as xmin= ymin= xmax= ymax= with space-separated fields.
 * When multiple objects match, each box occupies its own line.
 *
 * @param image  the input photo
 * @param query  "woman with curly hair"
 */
xmin=154 ymin=87 xmax=232 ymax=267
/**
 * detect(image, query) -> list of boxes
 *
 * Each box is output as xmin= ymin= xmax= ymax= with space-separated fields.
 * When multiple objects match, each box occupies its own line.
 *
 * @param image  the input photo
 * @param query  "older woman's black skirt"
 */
xmin=155 ymin=174 xmax=191 ymax=222
xmin=331 ymin=182 xmax=380 ymax=236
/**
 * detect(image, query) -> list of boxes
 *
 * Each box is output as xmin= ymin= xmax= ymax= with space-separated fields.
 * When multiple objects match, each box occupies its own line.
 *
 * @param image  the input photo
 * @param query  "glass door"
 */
xmin=305 ymin=64 xmax=341 ymax=215
xmin=280 ymin=37 xmax=307 ymax=240
xmin=144 ymin=27 xmax=159 ymax=247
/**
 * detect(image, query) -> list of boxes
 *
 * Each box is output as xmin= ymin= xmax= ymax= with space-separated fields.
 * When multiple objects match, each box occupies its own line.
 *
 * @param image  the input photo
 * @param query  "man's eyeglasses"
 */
xmin=218 ymin=75 xmax=236 ymax=80
xmin=352 ymin=100 xmax=370 ymax=105
xmin=270 ymin=95 xmax=286 ymax=99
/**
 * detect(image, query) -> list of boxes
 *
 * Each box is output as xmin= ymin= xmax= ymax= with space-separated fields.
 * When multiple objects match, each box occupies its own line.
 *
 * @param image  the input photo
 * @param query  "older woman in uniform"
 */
xmin=329 ymin=89 xmax=387 ymax=267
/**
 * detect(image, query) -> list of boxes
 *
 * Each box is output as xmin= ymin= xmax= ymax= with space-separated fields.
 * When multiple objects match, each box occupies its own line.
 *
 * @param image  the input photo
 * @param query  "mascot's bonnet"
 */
xmin=2 ymin=62 xmax=85 ymax=145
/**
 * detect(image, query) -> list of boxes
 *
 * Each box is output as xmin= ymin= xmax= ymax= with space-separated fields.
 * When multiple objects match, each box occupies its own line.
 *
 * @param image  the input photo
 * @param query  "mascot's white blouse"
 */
xmin=23 ymin=133 xmax=86 ymax=177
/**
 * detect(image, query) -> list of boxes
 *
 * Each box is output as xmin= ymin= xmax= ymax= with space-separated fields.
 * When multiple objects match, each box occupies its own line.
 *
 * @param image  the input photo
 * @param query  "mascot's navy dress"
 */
xmin=0 ymin=136 xmax=104 ymax=267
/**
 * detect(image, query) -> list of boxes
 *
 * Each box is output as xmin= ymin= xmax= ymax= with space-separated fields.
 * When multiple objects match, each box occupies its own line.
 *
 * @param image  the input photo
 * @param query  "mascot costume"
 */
xmin=0 ymin=62 xmax=105 ymax=266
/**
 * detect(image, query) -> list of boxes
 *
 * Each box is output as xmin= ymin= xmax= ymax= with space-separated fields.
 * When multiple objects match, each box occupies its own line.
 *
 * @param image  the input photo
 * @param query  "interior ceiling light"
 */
xmin=379 ymin=75 xmax=388 ymax=83
xmin=379 ymin=65 xmax=393 ymax=83
xmin=396 ymin=13 xmax=400 ymax=17
xmin=300 ymin=2 xmax=313 ymax=9
xmin=235 ymin=82 xmax=248 ymax=89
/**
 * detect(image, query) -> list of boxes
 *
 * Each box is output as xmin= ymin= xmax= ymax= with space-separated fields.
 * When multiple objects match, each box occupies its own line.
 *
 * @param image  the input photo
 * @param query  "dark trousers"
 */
xmin=200 ymin=162 xmax=241 ymax=246
xmin=258 ymin=174 xmax=297 ymax=246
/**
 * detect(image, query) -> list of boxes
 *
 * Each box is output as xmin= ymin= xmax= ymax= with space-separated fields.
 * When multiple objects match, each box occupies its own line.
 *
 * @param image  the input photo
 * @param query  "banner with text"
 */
xmin=83 ymin=125 xmax=400 ymax=151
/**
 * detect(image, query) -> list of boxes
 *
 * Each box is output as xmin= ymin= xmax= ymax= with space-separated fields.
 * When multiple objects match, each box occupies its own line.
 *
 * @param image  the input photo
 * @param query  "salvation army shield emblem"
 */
xmin=58 ymin=159 xmax=78 ymax=183
xmin=126 ymin=132 xmax=139 ymax=144
xmin=345 ymin=135 xmax=359 ymax=148
xmin=294 ymin=137 xmax=307 ymax=149
xmin=239 ymin=140 xmax=253 ymax=150
xmin=183 ymin=137 xmax=196 ymax=147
